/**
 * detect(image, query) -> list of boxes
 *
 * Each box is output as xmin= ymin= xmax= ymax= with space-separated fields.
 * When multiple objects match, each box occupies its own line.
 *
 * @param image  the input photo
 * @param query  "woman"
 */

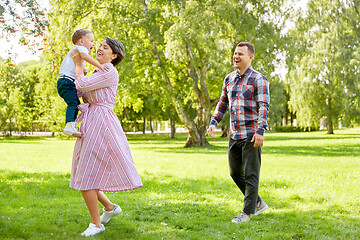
xmin=70 ymin=37 xmax=142 ymax=237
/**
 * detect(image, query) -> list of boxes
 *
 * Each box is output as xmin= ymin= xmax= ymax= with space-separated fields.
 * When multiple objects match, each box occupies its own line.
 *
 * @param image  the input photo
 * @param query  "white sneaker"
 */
xmin=100 ymin=204 xmax=122 ymax=224
xmin=254 ymin=200 xmax=268 ymax=216
xmin=81 ymin=223 xmax=105 ymax=237
xmin=231 ymin=212 xmax=251 ymax=223
xmin=63 ymin=122 xmax=81 ymax=137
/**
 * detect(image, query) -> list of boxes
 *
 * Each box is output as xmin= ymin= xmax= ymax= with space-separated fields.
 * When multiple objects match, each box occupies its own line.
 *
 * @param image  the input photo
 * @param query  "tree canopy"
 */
xmin=0 ymin=0 xmax=359 ymax=140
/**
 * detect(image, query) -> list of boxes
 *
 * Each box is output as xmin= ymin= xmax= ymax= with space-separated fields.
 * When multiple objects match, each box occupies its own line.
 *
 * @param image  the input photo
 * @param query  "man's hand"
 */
xmin=251 ymin=133 xmax=264 ymax=147
xmin=207 ymin=125 xmax=216 ymax=139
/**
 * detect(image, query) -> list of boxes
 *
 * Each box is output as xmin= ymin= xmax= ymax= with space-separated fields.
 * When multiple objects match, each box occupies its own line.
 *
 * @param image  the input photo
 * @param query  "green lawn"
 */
xmin=0 ymin=129 xmax=359 ymax=239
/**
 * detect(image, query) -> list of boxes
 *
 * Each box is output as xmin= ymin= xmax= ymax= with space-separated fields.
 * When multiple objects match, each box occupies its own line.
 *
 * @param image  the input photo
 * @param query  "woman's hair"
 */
xmin=106 ymin=37 xmax=125 ymax=66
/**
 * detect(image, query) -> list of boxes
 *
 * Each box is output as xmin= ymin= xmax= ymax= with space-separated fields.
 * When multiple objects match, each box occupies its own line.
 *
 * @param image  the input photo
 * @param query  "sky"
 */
xmin=0 ymin=0 xmax=50 ymax=63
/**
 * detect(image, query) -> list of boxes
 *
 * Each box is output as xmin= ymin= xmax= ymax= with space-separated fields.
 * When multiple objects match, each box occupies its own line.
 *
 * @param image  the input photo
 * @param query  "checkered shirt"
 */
xmin=210 ymin=66 xmax=270 ymax=140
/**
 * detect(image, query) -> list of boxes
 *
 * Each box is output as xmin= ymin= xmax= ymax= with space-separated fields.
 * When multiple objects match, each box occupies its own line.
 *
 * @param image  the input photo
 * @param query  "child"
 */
xmin=57 ymin=29 xmax=106 ymax=137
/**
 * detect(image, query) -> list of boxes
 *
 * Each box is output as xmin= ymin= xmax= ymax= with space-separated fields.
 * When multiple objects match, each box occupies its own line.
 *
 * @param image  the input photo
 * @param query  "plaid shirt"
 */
xmin=210 ymin=66 xmax=270 ymax=140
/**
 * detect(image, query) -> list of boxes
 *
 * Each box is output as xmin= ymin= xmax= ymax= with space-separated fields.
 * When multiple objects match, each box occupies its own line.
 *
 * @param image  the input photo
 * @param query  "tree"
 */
xmin=287 ymin=0 xmax=360 ymax=134
xmin=12 ymin=64 xmax=41 ymax=132
xmin=0 ymin=61 xmax=21 ymax=134
xmin=0 ymin=0 xmax=49 ymax=62
xmin=46 ymin=0 xmax=286 ymax=146
xmin=268 ymin=78 xmax=287 ymax=128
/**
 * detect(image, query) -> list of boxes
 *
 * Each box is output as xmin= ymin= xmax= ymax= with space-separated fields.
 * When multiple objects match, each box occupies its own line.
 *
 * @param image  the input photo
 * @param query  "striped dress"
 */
xmin=70 ymin=62 xmax=143 ymax=192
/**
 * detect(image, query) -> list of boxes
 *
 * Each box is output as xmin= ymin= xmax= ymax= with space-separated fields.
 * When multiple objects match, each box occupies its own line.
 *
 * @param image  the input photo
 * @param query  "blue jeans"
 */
xmin=57 ymin=77 xmax=80 ymax=123
xmin=228 ymin=137 xmax=262 ymax=214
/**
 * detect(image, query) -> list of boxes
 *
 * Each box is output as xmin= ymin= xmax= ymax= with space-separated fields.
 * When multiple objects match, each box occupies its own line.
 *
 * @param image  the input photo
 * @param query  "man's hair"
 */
xmin=72 ymin=29 xmax=92 ymax=44
xmin=237 ymin=42 xmax=255 ymax=56
xmin=105 ymin=36 xmax=125 ymax=66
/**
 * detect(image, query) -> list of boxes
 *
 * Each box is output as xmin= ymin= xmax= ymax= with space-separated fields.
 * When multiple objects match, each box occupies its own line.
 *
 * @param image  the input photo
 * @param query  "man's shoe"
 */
xmin=231 ymin=212 xmax=250 ymax=223
xmin=81 ymin=223 xmax=105 ymax=237
xmin=254 ymin=200 xmax=268 ymax=216
xmin=63 ymin=122 xmax=81 ymax=137
xmin=100 ymin=204 xmax=122 ymax=224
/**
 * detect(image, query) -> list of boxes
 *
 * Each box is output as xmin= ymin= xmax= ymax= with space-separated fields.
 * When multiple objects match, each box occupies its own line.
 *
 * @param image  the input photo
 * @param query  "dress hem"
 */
xmin=69 ymin=184 xmax=143 ymax=192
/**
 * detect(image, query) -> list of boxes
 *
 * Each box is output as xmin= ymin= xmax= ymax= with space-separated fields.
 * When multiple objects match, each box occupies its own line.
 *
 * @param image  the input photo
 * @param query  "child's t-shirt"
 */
xmin=59 ymin=45 xmax=89 ymax=79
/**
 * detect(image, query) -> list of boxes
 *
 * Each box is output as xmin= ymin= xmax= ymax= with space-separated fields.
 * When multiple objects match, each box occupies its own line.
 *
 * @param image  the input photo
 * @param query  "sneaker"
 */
xmin=81 ymin=223 xmax=105 ymax=237
xmin=63 ymin=122 xmax=81 ymax=137
xmin=100 ymin=204 xmax=122 ymax=224
xmin=254 ymin=200 xmax=268 ymax=216
xmin=231 ymin=212 xmax=251 ymax=223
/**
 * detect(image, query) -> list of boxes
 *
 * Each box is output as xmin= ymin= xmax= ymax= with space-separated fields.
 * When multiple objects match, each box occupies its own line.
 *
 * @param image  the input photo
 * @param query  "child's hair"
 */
xmin=72 ymin=29 xmax=92 ymax=44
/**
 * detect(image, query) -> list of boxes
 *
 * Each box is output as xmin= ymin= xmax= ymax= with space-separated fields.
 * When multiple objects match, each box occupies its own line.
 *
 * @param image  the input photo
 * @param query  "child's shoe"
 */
xmin=63 ymin=122 xmax=81 ymax=137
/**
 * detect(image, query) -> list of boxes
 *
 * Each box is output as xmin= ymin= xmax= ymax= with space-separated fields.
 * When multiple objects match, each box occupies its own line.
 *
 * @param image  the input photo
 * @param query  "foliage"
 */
xmin=0 ymin=59 xmax=61 ymax=135
xmin=286 ymin=0 xmax=360 ymax=134
xmin=274 ymin=125 xmax=319 ymax=132
xmin=268 ymin=77 xmax=287 ymax=128
xmin=1 ymin=129 xmax=360 ymax=239
xmin=0 ymin=0 xmax=49 ymax=62
xmin=45 ymin=0 xmax=287 ymax=146
xmin=2 ymin=0 xmax=359 ymax=139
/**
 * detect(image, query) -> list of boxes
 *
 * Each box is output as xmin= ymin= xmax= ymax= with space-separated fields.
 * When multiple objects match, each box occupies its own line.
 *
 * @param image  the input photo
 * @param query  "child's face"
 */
xmin=80 ymin=33 xmax=95 ymax=53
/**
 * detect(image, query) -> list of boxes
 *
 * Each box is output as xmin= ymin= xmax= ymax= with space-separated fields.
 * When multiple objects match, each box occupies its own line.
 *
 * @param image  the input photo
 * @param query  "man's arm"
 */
xmin=252 ymin=74 xmax=270 ymax=147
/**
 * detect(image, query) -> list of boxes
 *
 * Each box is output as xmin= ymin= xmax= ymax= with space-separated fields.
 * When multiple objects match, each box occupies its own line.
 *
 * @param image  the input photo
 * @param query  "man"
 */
xmin=207 ymin=42 xmax=270 ymax=223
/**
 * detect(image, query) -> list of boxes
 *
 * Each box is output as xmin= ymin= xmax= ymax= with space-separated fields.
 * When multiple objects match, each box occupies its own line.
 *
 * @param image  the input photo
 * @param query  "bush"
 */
xmin=274 ymin=126 xmax=319 ymax=132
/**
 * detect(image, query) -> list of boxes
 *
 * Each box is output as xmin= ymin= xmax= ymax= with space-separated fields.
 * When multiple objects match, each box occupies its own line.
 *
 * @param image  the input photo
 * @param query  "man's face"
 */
xmin=81 ymin=33 xmax=95 ymax=53
xmin=233 ymin=46 xmax=253 ymax=71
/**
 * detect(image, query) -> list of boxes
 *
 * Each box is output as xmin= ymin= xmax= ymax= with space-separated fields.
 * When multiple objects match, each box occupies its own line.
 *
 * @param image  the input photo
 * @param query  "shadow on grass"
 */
xmin=0 ymin=170 xmax=359 ymax=239
xmin=134 ymin=140 xmax=359 ymax=157
xmin=265 ymin=133 xmax=360 ymax=142
xmin=0 ymin=136 xmax=58 ymax=144
xmin=263 ymin=144 xmax=360 ymax=157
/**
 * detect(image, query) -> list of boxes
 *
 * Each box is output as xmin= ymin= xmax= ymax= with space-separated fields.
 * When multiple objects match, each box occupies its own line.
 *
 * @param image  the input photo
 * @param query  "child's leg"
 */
xmin=57 ymin=78 xmax=80 ymax=122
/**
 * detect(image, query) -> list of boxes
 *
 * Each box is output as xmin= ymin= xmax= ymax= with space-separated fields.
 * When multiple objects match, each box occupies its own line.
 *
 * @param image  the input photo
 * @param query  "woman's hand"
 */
xmin=71 ymin=49 xmax=84 ymax=78
xmin=71 ymin=49 xmax=82 ymax=65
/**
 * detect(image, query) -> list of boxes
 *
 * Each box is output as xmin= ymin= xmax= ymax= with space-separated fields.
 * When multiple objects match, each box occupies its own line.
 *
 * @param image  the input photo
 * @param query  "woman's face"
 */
xmin=96 ymin=40 xmax=117 ymax=64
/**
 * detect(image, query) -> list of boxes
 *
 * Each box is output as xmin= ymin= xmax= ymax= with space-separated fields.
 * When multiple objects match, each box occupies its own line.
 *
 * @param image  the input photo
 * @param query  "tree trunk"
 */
xmin=149 ymin=116 xmax=154 ymax=134
xmin=327 ymin=96 xmax=334 ymax=134
xmin=169 ymin=116 xmax=175 ymax=139
xmin=141 ymin=0 xmax=217 ymax=147
xmin=221 ymin=125 xmax=229 ymax=138
xmin=327 ymin=118 xmax=334 ymax=134
xmin=142 ymin=116 xmax=146 ymax=134
xmin=184 ymin=128 xmax=209 ymax=148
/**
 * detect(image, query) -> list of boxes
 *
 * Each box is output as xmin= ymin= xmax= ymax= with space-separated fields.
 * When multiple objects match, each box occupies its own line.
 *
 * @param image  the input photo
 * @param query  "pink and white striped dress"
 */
xmin=70 ymin=62 xmax=143 ymax=192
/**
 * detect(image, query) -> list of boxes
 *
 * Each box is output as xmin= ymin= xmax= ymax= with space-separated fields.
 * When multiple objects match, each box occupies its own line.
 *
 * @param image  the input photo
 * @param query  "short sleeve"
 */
xmin=74 ymin=45 xmax=89 ymax=54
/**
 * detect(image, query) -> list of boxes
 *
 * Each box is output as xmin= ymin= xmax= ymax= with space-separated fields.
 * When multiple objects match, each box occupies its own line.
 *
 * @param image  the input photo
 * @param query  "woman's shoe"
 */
xmin=81 ymin=223 xmax=105 ymax=237
xmin=100 ymin=204 xmax=122 ymax=224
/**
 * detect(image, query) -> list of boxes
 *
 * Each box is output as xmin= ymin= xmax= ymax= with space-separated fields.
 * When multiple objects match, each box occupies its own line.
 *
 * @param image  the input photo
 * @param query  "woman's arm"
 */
xmin=71 ymin=50 xmax=118 ymax=92
xmin=75 ymin=67 xmax=118 ymax=92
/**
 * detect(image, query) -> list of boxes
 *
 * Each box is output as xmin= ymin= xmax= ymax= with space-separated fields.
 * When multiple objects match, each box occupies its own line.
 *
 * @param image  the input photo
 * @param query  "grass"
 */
xmin=0 ymin=128 xmax=359 ymax=239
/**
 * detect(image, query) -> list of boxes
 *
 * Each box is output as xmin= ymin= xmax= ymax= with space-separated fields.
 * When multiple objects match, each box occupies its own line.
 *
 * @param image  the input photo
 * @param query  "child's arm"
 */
xmin=80 ymin=52 xmax=108 ymax=71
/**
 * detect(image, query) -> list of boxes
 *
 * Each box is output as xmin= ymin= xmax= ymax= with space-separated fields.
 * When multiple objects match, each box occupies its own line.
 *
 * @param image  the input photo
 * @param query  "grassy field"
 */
xmin=0 ymin=129 xmax=359 ymax=239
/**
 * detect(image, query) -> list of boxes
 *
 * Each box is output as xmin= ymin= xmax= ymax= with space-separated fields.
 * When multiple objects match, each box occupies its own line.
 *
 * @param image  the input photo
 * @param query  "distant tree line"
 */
xmin=0 ymin=0 xmax=359 ymax=144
